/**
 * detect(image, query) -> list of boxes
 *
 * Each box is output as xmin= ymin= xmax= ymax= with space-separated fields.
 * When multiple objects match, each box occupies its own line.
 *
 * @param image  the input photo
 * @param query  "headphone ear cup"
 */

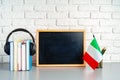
xmin=30 ymin=43 xmax=36 ymax=56
xmin=4 ymin=42 xmax=10 ymax=55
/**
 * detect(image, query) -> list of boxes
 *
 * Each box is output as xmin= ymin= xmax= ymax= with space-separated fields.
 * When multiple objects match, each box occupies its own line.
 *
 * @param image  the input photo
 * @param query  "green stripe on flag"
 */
xmin=90 ymin=38 xmax=101 ymax=54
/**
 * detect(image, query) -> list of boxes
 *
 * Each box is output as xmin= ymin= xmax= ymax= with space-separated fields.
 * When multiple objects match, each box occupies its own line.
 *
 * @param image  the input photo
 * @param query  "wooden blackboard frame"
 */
xmin=36 ymin=30 xmax=86 ymax=67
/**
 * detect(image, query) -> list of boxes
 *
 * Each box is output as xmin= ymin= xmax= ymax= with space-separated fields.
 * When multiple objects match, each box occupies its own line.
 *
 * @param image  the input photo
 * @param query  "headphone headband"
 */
xmin=6 ymin=28 xmax=35 ymax=43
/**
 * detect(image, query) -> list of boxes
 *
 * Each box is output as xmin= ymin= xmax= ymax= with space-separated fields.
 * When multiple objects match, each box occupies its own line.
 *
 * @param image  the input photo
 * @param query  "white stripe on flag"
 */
xmin=87 ymin=45 xmax=102 ymax=62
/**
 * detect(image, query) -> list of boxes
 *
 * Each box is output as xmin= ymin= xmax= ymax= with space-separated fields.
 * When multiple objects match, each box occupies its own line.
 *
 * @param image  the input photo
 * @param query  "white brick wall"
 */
xmin=112 ymin=13 xmax=120 ymax=19
xmin=78 ymin=5 xmax=99 ymax=11
xmin=47 ymin=12 xmax=68 ymax=19
xmin=91 ymin=0 xmax=111 ymax=5
xmin=91 ymin=12 xmax=111 ymax=19
xmin=25 ymin=12 xmax=46 ymax=19
xmin=57 ymin=19 xmax=77 ymax=26
xmin=70 ymin=0 xmax=90 ymax=5
xmin=0 ymin=0 xmax=120 ymax=63
xmin=112 ymin=0 xmax=120 ymax=5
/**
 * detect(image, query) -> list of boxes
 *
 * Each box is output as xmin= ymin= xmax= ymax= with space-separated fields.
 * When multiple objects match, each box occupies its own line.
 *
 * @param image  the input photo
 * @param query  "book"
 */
xmin=26 ymin=40 xmax=32 ymax=70
xmin=9 ymin=39 xmax=33 ymax=71
xmin=21 ymin=42 xmax=26 ymax=71
xmin=10 ymin=41 xmax=14 ymax=71
xmin=14 ymin=40 xmax=18 ymax=71
xmin=17 ymin=42 xmax=22 ymax=70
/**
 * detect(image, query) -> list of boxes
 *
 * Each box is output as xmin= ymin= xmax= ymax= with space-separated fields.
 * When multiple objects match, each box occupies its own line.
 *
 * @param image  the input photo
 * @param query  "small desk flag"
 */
xmin=83 ymin=37 xmax=102 ymax=70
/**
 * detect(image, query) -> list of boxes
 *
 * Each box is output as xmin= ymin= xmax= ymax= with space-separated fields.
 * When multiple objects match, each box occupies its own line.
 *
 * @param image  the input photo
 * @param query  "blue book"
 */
xmin=10 ymin=41 xmax=14 ymax=71
xmin=26 ymin=40 xmax=32 ymax=70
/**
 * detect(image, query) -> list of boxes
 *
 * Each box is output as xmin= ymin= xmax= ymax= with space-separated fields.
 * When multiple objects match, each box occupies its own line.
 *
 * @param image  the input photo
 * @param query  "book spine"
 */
xmin=10 ymin=42 xmax=14 ymax=71
xmin=22 ymin=42 xmax=26 ymax=70
xmin=26 ymin=40 xmax=32 ymax=70
xmin=14 ymin=41 xmax=18 ymax=71
xmin=17 ymin=42 xmax=22 ymax=71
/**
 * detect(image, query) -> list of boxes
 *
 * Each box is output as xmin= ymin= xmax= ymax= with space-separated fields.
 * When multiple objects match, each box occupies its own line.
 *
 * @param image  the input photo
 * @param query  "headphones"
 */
xmin=4 ymin=28 xmax=36 ymax=56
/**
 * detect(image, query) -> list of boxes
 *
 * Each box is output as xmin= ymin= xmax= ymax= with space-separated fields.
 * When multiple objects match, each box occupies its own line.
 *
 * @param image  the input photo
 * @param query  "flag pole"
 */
xmin=92 ymin=32 xmax=95 ymax=38
xmin=93 ymin=34 xmax=95 ymax=38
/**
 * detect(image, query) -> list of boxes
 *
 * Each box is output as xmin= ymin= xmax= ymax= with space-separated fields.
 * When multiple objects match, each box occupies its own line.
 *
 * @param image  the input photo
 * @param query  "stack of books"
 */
xmin=9 ymin=39 xmax=32 ymax=71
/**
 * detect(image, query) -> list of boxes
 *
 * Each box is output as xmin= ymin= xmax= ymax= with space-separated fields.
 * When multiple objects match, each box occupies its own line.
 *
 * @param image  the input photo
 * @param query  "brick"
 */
xmin=48 ymin=26 xmax=69 ymax=30
xmin=108 ymin=47 xmax=120 ymax=54
xmin=2 ymin=0 xmax=23 ymax=5
xmin=56 ymin=5 xmax=77 ymax=12
xmin=78 ymin=19 xmax=99 ymax=26
xmin=100 ymin=19 xmax=120 ymax=26
xmin=100 ymin=25 xmax=117 ymax=28
xmin=112 ymin=13 xmax=120 ymax=19
xmin=25 ymin=0 xmax=46 ymax=5
xmin=35 ymin=19 xmax=56 ymax=26
xmin=12 ymin=19 xmax=34 ymax=26
xmin=70 ymin=12 xmax=90 ymax=18
xmin=27 ymin=27 xmax=47 ymax=33
xmin=103 ymin=54 xmax=111 ymax=62
xmin=113 ymin=28 xmax=120 ymax=33
xmin=101 ymin=34 xmax=120 ymax=40
xmin=113 ymin=41 xmax=120 ymax=47
xmin=35 ymin=5 xmax=55 ymax=12
xmin=2 ymin=12 xmax=24 ymax=19
xmin=100 ymin=5 xmax=120 ymax=12
xmin=101 ymin=34 xmax=112 ymax=40
xmin=113 ymin=34 xmax=120 ymax=40
xmin=36 ymin=26 xmax=48 ymax=30
xmin=0 ymin=5 xmax=11 ymax=12
xmin=91 ymin=12 xmax=111 ymax=19
xmin=79 ymin=5 xmax=99 ymax=11
xmin=11 ymin=0 xmax=24 ymax=5
xmin=57 ymin=19 xmax=77 ymax=26
xmin=0 ymin=19 xmax=11 ymax=26
xmin=2 ymin=27 xmax=26 ymax=33
xmin=98 ymin=40 xmax=113 ymax=47
xmin=91 ymin=0 xmax=111 ymax=5
xmin=25 ymin=12 xmax=46 ymax=19
xmin=47 ymin=12 xmax=68 ymax=19
xmin=92 ymin=27 xmax=112 ymax=33
xmin=70 ymin=0 xmax=90 ymax=4
xmin=69 ymin=26 xmax=91 ymax=33
xmin=47 ymin=0 xmax=68 ymax=5
xmin=3 ymin=56 xmax=9 ymax=63
xmin=13 ymin=5 xmax=33 ymax=11
xmin=112 ymin=0 xmax=120 ymax=5
xmin=111 ymin=54 xmax=120 ymax=62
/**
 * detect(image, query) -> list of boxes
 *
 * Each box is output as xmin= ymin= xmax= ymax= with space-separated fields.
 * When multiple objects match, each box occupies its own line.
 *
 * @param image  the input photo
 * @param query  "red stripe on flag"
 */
xmin=83 ymin=52 xmax=99 ymax=70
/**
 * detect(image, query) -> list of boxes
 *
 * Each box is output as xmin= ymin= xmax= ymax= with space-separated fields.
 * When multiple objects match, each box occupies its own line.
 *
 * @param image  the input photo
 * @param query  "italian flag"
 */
xmin=83 ymin=37 xmax=102 ymax=70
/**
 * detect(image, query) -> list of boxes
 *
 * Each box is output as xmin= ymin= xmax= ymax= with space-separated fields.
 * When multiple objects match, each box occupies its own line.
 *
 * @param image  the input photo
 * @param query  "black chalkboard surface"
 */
xmin=36 ymin=30 xmax=85 ymax=66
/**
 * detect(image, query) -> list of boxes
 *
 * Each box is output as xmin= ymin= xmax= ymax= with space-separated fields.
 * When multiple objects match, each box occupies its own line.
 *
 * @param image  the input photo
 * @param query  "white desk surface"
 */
xmin=0 ymin=63 xmax=120 ymax=80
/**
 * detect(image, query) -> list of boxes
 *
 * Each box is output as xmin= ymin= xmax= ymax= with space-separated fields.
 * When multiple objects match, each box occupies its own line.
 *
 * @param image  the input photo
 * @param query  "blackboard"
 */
xmin=36 ymin=30 xmax=85 ymax=66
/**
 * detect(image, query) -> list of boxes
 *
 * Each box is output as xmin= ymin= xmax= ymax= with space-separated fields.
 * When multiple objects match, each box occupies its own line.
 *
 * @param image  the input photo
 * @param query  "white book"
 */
xmin=17 ymin=42 xmax=22 ymax=71
xmin=26 ymin=40 xmax=29 ymax=70
xmin=14 ymin=41 xmax=18 ymax=71
xmin=22 ymin=42 xmax=26 ymax=70
xmin=10 ymin=41 xmax=14 ymax=71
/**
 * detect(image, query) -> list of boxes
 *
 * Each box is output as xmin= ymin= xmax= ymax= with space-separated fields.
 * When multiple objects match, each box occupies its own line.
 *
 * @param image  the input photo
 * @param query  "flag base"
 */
xmin=96 ymin=60 xmax=103 ymax=68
